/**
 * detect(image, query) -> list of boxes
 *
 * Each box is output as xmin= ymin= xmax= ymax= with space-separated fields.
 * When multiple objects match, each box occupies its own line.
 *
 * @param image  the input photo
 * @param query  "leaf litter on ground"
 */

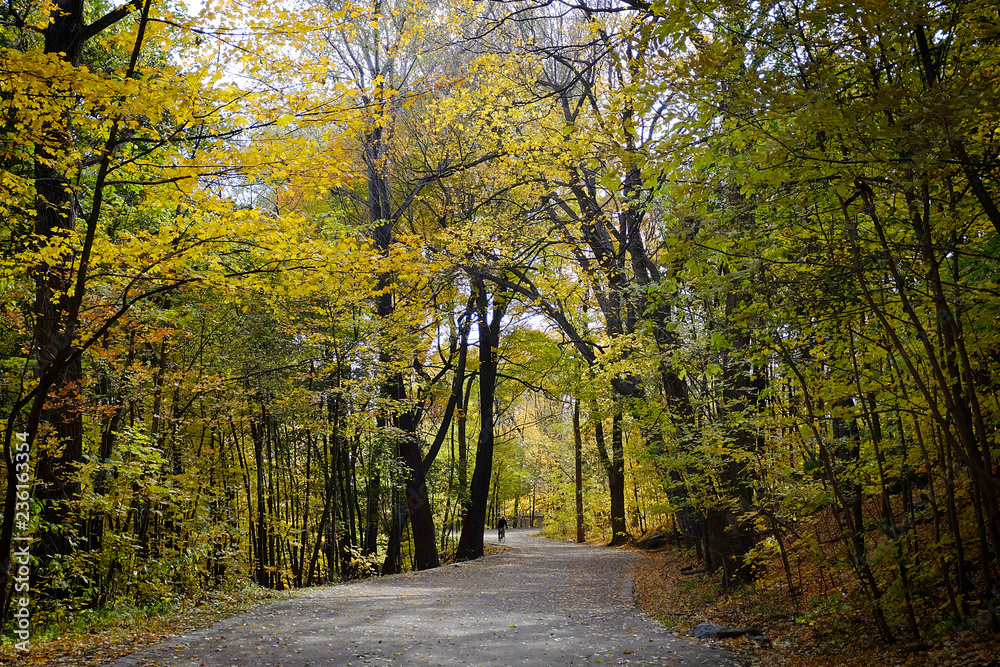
xmin=632 ymin=543 xmax=998 ymax=667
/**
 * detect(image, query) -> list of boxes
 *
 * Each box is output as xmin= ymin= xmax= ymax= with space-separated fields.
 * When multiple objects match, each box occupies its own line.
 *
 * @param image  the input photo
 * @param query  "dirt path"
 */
xmin=109 ymin=530 xmax=738 ymax=666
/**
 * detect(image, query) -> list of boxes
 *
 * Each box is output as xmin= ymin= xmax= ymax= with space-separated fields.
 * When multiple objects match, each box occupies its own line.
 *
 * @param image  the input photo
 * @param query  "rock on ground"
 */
xmin=693 ymin=623 xmax=764 ymax=641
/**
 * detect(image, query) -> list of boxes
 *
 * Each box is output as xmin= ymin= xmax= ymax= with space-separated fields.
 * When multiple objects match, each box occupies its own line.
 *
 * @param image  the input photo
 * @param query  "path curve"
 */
xmin=110 ymin=529 xmax=738 ymax=666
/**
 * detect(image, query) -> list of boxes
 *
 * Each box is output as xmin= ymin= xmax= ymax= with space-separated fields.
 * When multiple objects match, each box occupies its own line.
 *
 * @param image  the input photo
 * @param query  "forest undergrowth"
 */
xmin=633 ymin=537 xmax=999 ymax=667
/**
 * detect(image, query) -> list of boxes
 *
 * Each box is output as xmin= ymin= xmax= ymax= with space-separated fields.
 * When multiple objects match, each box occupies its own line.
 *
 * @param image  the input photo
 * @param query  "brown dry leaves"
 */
xmin=633 ymin=544 xmax=999 ymax=667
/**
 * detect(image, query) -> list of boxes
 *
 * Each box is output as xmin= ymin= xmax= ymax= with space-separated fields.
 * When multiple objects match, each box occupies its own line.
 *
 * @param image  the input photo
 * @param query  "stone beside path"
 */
xmin=109 ymin=529 xmax=739 ymax=666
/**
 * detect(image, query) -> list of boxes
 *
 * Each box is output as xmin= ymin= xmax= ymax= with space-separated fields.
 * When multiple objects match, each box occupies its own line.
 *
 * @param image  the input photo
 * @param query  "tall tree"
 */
xmin=456 ymin=274 xmax=511 ymax=560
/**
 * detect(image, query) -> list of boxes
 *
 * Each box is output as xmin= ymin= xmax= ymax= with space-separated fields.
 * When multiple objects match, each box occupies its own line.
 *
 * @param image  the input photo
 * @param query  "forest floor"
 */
xmin=3 ymin=529 xmax=739 ymax=666
xmin=632 ymin=542 xmax=999 ymax=667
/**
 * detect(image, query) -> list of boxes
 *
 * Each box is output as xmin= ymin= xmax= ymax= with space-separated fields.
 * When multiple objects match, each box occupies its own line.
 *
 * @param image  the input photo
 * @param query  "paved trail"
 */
xmin=111 ymin=530 xmax=737 ymax=666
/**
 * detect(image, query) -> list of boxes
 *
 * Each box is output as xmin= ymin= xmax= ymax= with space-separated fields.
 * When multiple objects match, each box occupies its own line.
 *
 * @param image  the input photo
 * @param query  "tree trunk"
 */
xmin=590 ymin=402 xmax=629 ymax=546
xmin=369 ymin=117 xmax=439 ymax=568
xmin=25 ymin=0 xmax=89 ymax=601
xmin=608 ymin=410 xmax=629 ymax=546
xmin=398 ymin=433 xmax=440 ymax=570
xmin=457 ymin=276 xmax=508 ymax=560
xmin=574 ymin=398 xmax=586 ymax=543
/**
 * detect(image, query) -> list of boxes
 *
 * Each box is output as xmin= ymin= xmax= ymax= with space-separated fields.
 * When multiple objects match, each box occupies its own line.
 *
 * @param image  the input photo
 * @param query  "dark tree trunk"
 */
xmin=573 ymin=399 xmax=585 ymax=543
xmin=367 ymin=117 xmax=440 ymax=570
xmin=590 ymin=403 xmax=630 ymax=546
xmin=698 ymin=287 xmax=761 ymax=584
xmin=398 ymin=434 xmax=440 ymax=570
xmin=251 ymin=410 xmax=270 ymax=587
xmin=382 ymin=491 xmax=404 ymax=575
xmin=457 ymin=277 xmax=508 ymax=560
xmin=26 ymin=0 xmax=89 ymax=601
xmin=458 ymin=374 xmax=473 ymax=517
xmin=608 ymin=410 xmax=629 ymax=546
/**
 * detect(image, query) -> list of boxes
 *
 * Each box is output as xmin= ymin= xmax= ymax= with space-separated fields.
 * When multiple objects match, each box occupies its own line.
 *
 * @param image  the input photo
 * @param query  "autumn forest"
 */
xmin=2 ymin=0 xmax=1000 ymax=650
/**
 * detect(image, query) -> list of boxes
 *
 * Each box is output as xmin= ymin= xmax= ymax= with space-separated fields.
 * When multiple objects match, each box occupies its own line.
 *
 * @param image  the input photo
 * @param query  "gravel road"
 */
xmin=109 ymin=529 xmax=738 ymax=666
